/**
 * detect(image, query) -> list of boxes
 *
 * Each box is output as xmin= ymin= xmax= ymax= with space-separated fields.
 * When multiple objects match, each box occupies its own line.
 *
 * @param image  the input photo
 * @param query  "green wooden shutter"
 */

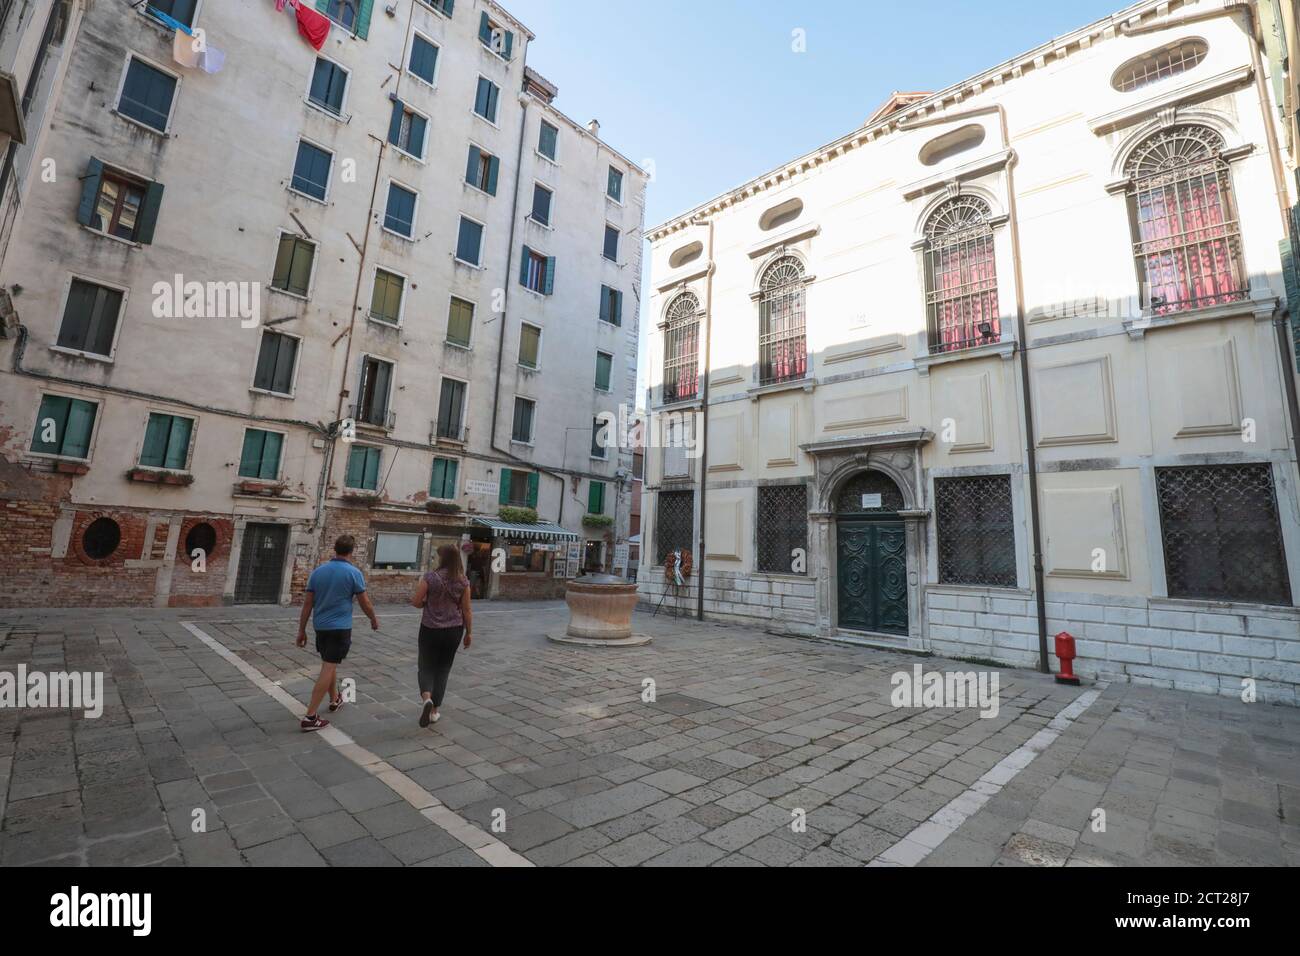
xmin=239 ymin=430 xmax=262 ymax=478
xmin=486 ymin=155 xmax=499 ymax=196
xmin=141 ymin=414 xmax=170 ymax=466
xmin=503 ymin=31 xmax=514 ymax=59
xmin=478 ymin=11 xmax=491 ymax=44
xmin=363 ymin=447 xmax=380 ymax=489
xmin=262 ymin=431 xmax=283 ymax=478
xmin=595 ymin=351 xmax=612 ymax=390
xmin=465 ymin=145 xmax=480 ymax=186
xmin=588 ymin=481 xmax=605 ymax=514
xmin=612 ymin=289 xmax=622 ymax=326
xmin=543 ymin=257 xmax=556 ymax=295
xmin=599 ymin=286 xmax=610 ymax=323
xmin=63 ymin=400 xmax=96 ymax=459
xmin=388 ymin=98 xmax=405 ymax=146
xmin=519 ymin=245 xmax=531 ymax=286
xmin=136 ymin=180 xmax=165 ymax=245
xmin=443 ymin=0 xmax=454 ymax=14
xmin=346 ymin=446 xmax=365 ymax=488
xmin=77 ymin=158 xmax=104 ymax=227
xmin=355 ymin=0 xmax=375 ymax=39
xmin=526 ymin=472 xmax=539 ymax=508
xmin=499 ymin=468 xmax=512 ymax=505
xmin=32 ymin=395 xmax=69 ymax=454
xmin=163 ymin=416 xmax=192 ymax=469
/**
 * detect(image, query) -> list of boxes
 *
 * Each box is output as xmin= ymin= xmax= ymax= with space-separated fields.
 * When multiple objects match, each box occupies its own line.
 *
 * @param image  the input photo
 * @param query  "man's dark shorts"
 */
xmin=315 ymin=628 xmax=352 ymax=664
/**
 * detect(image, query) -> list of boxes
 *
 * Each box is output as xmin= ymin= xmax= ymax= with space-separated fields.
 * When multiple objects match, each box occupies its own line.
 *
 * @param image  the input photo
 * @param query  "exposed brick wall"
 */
xmin=498 ymin=573 xmax=565 ymax=600
xmin=168 ymin=516 xmax=236 ymax=608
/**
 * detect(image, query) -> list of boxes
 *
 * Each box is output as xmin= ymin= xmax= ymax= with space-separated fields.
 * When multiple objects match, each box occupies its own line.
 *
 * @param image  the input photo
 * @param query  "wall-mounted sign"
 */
xmin=862 ymin=493 xmax=883 ymax=509
xmin=465 ymin=480 xmax=499 ymax=496
xmin=552 ymin=559 xmax=567 ymax=578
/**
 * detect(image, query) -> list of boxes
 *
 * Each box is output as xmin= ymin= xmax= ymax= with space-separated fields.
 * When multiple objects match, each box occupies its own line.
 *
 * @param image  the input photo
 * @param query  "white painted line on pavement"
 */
xmin=181 ymin=620 xmax=533 ymax=868
xmin=871 ymin=684 xmax=1106 ymax=868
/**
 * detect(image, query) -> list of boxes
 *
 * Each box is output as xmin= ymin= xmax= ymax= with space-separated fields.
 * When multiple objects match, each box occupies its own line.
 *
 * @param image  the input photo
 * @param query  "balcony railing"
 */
xmin=350 ymin=402 xmax=395 ymax=430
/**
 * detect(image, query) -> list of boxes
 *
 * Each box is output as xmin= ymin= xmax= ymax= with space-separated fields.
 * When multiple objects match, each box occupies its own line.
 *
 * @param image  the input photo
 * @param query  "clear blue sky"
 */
xmin=502 ymin=0 xmax=1128 ymax=399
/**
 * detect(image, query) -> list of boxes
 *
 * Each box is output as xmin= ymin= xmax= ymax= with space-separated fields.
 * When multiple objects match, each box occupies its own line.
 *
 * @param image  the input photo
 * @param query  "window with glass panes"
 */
xmin=239 ymin=429 xmax=283 ymax=480
xmin=473 ymin=76 xmax=499 ymax=122
xmin=591 ymin=417 xmax=608 ymax=459
xmin=272 ymin=235 xmax=315 ymax=296
xmin=57 ymin=280 xmax=123 ymax=357
xmin=934 ymin=475 xmax=1017 ymax=587
xmin=253 ymin=331 xmax=299 ymax=395
xmin=599 ymin=285 xmax=622 ymax=325
xmin=90 ymin=171 xmax=147 ymax=240
xmin=389 ymin=103 xmax=427 ymax=158
xmin=31 ymin=395 xmax=97 ymax=459
xmin=139 ymin=413 xmax=193 ymax=470
xmin=437 ymin=378 xmax=466 ymax=439
xmin=538 ymin=121 xmax=558 ymax=160
xmin=447 ymin=297 xmax=473 ymax=347
xmin=466 ymin=146 xmax=498 ymax=194
xmin=530 ymin=183 xmax=552 ymax=225
xmin=146 ymin=0 xmax=197 ymax=27
xmin=357 ymin=357 xmax=393 ymax=427
xmin=512 ymin=398 xmax=535 ymax=443
xmin=756 ymin=485 xmax=808 ymax=573
xmin=595 ymin=351 xmax=613 ymax=391
xmin=607 ymin=167 xmax=623 ymax=202
xmin=603 ymin=225 xmax=619 ymax=261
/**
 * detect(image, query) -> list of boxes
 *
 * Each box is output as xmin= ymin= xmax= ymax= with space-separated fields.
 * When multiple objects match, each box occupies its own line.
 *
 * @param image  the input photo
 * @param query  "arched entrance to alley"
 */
xmin=833 ymin=470 xmax=909 ymax=636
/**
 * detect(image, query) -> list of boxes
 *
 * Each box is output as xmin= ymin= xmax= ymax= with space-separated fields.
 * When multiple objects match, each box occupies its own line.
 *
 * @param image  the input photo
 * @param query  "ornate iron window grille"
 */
xmin=834 ymin=470 xmax=906 ymax=515
xmin=924 ymin=196 xmax=1001 ymax=355
xmin=758 ymin=256 xmax=808 ymax=385
xmin=1126 ymin=125 xmax=1247 ymax=316
xmin=655 ymin=490 xmax=695 ymax=565
xmin=1155 ymin=464 xmax=1291 ymax=606
xmin=756 ymin=485 xmax=809 ymax=573
xmin=662 ymin=292 xmax=700 ymax=403
xmin=934 ymin=475 xmax=1017 ymax=587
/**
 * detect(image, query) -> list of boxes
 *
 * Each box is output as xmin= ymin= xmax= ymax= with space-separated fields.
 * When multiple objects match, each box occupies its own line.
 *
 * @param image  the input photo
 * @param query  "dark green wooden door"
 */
xmin=836 ymin=519 xmax=908 ymax=635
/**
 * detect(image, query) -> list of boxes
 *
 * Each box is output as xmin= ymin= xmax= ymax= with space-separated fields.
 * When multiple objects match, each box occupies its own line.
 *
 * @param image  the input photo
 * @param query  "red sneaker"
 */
xmin=301 ymin=715 xmax=330 ymax=732
xmin=328 ymin=695 xmax=345 ymax=713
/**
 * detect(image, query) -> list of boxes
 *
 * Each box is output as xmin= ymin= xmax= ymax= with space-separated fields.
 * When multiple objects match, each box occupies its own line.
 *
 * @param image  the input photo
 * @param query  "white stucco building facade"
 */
xmin=640 ymin=0 xmax=1300 ymax=703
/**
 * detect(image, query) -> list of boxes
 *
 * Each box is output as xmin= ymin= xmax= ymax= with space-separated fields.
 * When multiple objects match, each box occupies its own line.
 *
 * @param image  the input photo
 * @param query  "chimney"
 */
xmin=587 ymin=119 xmax=600 ymax=137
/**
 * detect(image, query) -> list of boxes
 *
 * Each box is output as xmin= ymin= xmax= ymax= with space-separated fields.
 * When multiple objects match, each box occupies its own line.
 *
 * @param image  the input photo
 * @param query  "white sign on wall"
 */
xmin=465 ymin=480 xmax=499 ymax=496
xmin=862 ymin=493 xmax=883 ymax=509
xmin=565 ymin=542 xmax=582 ymax=566
xmin=552 ymin=559 xmax=567 ymax=578
xmin=612 ymin=544 xmax=629 ymax=573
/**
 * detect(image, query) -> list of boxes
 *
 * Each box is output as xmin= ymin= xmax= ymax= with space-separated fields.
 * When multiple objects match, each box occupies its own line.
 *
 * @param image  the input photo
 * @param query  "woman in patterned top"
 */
xmin=409 ymin=544 xmax=473 ymax=727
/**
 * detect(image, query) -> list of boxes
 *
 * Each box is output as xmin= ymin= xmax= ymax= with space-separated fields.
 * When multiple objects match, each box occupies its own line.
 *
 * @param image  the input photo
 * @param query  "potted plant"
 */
xmin=582 ymin=514 xmax=613 ymax=530
xmin=426 ymin=500 xmax=463 ymax=515
xmin=498 ymin=506 xmax=538 ymax=524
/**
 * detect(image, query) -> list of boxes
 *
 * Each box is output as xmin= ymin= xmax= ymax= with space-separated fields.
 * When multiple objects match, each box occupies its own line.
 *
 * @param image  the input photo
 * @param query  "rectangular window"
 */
xmin=607 ymin=166 xmax=623 ymax=202
xmin=603 ymin=225 xmax=619 ymax=262
xmin=599 ymin=285 xmax=622 ymax=325
xmin=424 ymin=0 xmax=453 ymax=16
xmin=430 ymin=457 xmax=459 ymax=500
xmin=308 ymin=57 xmax=348 ymax=115
xmin=522 ymin=248 xmax=549 ymax=293
xmin=478 ymin=12 xmax=514 ymax=59
xmin=447 ymin=297 xmax=473 ymax=347
xmin=253 ymin=331 xmax=299 ymax=395
xmin=512 ymin=397 xmax=535 ymax=443
xmin=369 ymin=269 xmax=405 ymax=326
xmin=756 ymin=485 xmax=808 ymax=573
xmin=239 ymin=429 xmax=284 ymax=480
xmin=56 ymin=279 xmax=123 ymax=357
xmin=384 ymin=183 xmax=417 ymax=237
xmin=500 ymin=468 xmax=536 ymax=508
xmin=594 ymin=350 xmax=613 ymax=391
xmin=465 ymin=145 xmax=499 ymax=195
xmin=118 ymin=57 xmax=177 ymax=132
xmin=455 ymin=216 xmax=483 ymax=265
xmin=388 ymin=102 xmax=428 ymax=159
xmin=518 ymin=324 xmax=541 ymax=369
xmin=656 ymin=490 xmax=694 ymax=564
xmin=146 ymin=0 xmax=197 ymax=27
xmin=588 ymin=480 xmax=606 ymax=515
xmin=538 ymin=121 xmax=558 ymax=161
xmin=934 ymin=475 xmax=1017 ymax=587
xmin=373 ymin=532 xmax=421 ymax=571
xmin=357 ymin=356 xmax=394 ymax=428
xmin=139 ymin=413 xmax=193 ymax=470
xmin=473 ymin=76 xmax=499 ymax=123
xmin=1155 ymin=464 xmax=1292 ymax=605
xmin=345 ymin=445 xmax=381 ymax=491
xmin=31 ymin=395 xmax=97 ymax=459
xmin=590 ymin=417 xmax=607 ymax=459
xmin=90 ymin=171 xmax=147 ymax=240
xmin=530 ymin=183 xmax=552 ymax=225
xmin=437 ymin=378 xmax=466 ymax=439
xmin=271 ymin=234 xmax=315 ymax=296
xmin=291 ymin=140 xmax=332 ymax=201
xmin=409 ymin=34 xmax=438 ymax=85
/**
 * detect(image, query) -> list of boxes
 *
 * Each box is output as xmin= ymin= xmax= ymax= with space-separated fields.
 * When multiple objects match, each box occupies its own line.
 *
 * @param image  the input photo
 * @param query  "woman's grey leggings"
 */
xmin=418 ymin=625 xmax=464 ymax=706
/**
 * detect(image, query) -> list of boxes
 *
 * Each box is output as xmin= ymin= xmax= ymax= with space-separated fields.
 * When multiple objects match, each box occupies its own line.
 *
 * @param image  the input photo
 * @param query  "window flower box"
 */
xmin=237 ymin=479 xmax=287 ymax=497
xmin=53 ymin=460 xmax=90 ymax=476
xmin=127 ymin=467 xmax=193 ymax=486
xmin=341 ymin=488 xmax=381 ymax=505
xmin=426 ymin=500 xmax=463 ymax=515
xmin=582 ymin=514 xmax=613 ymax=529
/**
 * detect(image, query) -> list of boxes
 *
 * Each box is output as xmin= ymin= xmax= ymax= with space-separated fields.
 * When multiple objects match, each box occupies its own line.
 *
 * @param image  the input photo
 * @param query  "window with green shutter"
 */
xmin=474 ymin=76 xmax=499 ymax=123
xmin=530 ymin=184 xmax=552 ymax=225
xmin=409 ymin=34 xmax=439 ymax=85
xmin=456 ymin=217 xmax=483 ymax=265
xmin=117 ymin=57 xmax=177 ymax=133
xmin=591 ymin=417 xmax=608 ymax=459
xmin=239 ymin=429 xmax=284 ymax=480
xmin=518 ymin=324 xmax=541 ymax=369
xmin=384 ymin=183 xmax=417 ymax=238
xmin=31 ymin=395 xmax=98 ymax=459
xmin=603 ymin=225 xmax=619 ymax=262
xmin=595 ymin=351 xmax=613 ymax=391
xmin=447 ymin=297 xmax=474 ymax=347
xmin=140 ymin=413 xmax=193 ymax=470
xmin=272 ymin=235 xmax=315 ymax=296
xmin=345 ymin=445 xmax=382 ymax=490
xmin=512 ymin=397 xmax=535 ymax=443
xmin=599 ymin=285 xmax=622 ymax=326
xmin=465 ymin=145 xmax=499 ymax=195
xmin=607 ymin=167 xmax=623 ymax=202
xmin=57 ymin=279 xmax=123 ymax=357
xmin=430 ymin=457 xmax=458 ymax=499
xmin=369 ymin=269 xmax=405 ymax=326
xmin=318 ymin=0 xmax=374 ymax=39
xmin=588 ymin=481 xmax=606 ymax=515
xmin=538 ymin=121 xmax=558 ymax=161
xmin=309 ymin=58 xmax=348 ymax=114
xmin=253 ymin=331 xmax=299 ymax=395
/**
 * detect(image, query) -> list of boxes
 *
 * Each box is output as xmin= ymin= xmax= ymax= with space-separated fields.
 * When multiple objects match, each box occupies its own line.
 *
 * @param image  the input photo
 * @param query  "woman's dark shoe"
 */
xmin=419 ymin=700 xmax=434 ymax=728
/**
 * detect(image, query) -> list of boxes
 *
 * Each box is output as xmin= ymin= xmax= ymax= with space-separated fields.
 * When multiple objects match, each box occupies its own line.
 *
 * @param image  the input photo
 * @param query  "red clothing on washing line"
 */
xmin=295 ymin=2 xmax=331 ymax=50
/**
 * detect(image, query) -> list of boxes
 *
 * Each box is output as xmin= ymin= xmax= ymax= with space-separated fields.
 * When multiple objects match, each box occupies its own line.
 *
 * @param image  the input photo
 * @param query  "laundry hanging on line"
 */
xmin=171 ymin=28 xmax=226 ymax=74
xmin=293 ymin=2 xmax=332 ymax=51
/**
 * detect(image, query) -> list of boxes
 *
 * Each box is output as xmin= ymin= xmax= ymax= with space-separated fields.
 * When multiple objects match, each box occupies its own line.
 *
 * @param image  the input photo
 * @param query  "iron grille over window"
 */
xmin=924 ymin=196 xmax=1000 ymax=354
xmin=655 ymin=490 xmax=694 ymax=564
xmin=1155 ymin=464 xmax=1291 ymax=605
xmin=934 ymin=475 xmax=1017 ymax=587
xmin=663 ymin=292 xmax=700 ymax=402
xmin=1112 ymin=39 xmax=1208 ymax=93
xmin=1126 ymin=125 xmax=1246 ymax=316
xmin=834 ymin=471 xmax=905 ymax=515
xmin=757 ymin=485 xmax=809 ymax=573
xmin=758 ymin=256 xmax=808 ymax=385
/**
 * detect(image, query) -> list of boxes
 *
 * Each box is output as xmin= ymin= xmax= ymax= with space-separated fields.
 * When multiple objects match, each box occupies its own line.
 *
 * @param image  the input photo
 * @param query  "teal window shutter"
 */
xmin=136 ymin=181 xmax=165 ymax=245
xmin=140 ymin=414 xmax=172 ymax=467
xmin=465 ymin=144 xmax=480 ymax=186
xmin=599 ymin=285 xmax=610 ymax=323
xmin=32 ymin=395 xmax=71 ymax=454
xmin=588 ymin=481 xmax=605 ymax=514
xmin=346 ymin=445 xmax=365 ymax=488
xmin=526 ymin=472 xmax=539 ymax=508
xmin=387 ymin=98 xmax=404 ymax=146
xmin=63 ymin=400 xmax=96 ymax=459
xmin=239 ymin=430 xmax=262 ymax=478
xmin=595 ymin=351 xmax=612 ymax=390
xmin=486 ymin=155 xmax=500 ymax=196
xmin=478 ymin=11 xmax=491 ymax=45
xmin=163 ymin=416 xmax=191 ymax=469
xmin=77 ymin=158 xmax=104 ymax=227
xmin=355 ymin=0 xmax=375 ymax=39
xmin=519 ymin=245 xmax=531 ymax=286
xmin=543 ymin=257 xmax=556 ymax=295
xmin=443 ymin=0 xmax=454 ymax=14
xmin=612 ymin=289 xmax=622 ymax=326
xmin=499 ymin=468 xmax=512 ymax=505
xmin=503 ymin=31 xmax=514 ymax=59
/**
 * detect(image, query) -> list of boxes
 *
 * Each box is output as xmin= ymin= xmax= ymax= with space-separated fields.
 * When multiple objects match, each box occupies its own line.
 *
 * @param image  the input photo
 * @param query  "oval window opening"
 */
xmin=185 ymin=522 xmax=218 ymax=560
xmin=83 ymin=517 xmax=121 ymax=560
xmin=669 ymin=241 xmax=703 ymax=269
xmin=759 ymin=197 xmax=803 ymax=232
xmin=1112 ymin=38 xmax=1208 ymax=93
xmin=919 ymin=124 xmax=986 ymax=166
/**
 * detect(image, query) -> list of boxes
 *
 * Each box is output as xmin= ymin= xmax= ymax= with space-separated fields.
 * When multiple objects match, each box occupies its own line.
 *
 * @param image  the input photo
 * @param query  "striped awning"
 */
xmin=473 ymin=516 xmax=579 ymax=541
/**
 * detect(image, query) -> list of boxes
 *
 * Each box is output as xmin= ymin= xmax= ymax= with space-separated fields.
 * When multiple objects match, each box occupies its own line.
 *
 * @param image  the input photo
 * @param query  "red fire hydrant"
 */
xmin=1054 ymin=632 xmax=1081 ymax=686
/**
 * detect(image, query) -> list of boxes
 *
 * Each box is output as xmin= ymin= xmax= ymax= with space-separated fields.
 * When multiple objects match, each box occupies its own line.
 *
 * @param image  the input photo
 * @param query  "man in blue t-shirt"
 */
xmin=296 ymin=534 xmax=379 ymax=731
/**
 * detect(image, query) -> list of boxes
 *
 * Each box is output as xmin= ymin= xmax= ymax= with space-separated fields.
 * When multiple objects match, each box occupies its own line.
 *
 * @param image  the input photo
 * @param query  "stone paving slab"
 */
xmin=1 ymin=602 xmax=1297 ymax=866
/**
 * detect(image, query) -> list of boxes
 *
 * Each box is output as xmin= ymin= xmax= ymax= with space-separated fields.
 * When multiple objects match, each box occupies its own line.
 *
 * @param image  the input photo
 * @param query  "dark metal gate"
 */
xmin=234 ymin=523 xmax=289 ymax=605
xmin=836 ymin=520 xmax=908 ymax=635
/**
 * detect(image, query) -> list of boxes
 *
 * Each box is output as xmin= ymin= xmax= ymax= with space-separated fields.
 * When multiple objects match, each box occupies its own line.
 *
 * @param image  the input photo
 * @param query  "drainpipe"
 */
xmin=898 ymin=104 xmax=1051 ymax=673
xmin=1122 ymin=3 xmax=1300 ymax=476
xmin=691 ymin=214 xmax=715 ymax=621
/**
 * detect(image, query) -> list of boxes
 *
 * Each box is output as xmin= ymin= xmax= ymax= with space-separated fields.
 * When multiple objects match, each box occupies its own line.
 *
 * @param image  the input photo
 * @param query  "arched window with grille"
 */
xmin=758 ymin=256 xmax=808 ymax=385
xmin=662 ymin=291 xmax=700 ymax=403
xmin=923 ymin=196 xmax=1000 ymax=354
xmin=1125 ymin=125 xmax=1246 ymax=316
